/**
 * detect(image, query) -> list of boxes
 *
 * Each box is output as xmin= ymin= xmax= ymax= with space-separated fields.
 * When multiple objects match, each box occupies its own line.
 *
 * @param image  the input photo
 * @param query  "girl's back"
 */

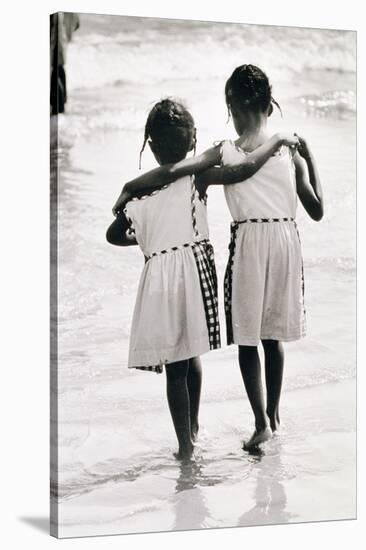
xmin=222 ymin=140 xmax=297 ymax=220
xmin=125 ymin=175 xmax=209 ymax=257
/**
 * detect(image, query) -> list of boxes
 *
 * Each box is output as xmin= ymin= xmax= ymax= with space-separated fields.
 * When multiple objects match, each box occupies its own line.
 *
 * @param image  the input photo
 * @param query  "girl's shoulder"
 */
xmin=125 ymin=175 xmax=192 ymax=216
xmin=219 ymin=138 xmax=292 ymax=160
xmin=212 ymin=139 xmax=238 ymax=165
xmin=127 ymin=183 xmax=171 ymax=205
xmin=123 ymin=183 xmax=171 ymax=225
xmin=212 ymin=139 xmax=245 ymax=167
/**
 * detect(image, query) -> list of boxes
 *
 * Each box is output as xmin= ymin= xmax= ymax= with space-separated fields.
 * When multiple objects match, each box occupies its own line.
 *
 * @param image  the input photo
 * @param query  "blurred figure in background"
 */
xmin=50 ymin=13 xmax=80 ymax=115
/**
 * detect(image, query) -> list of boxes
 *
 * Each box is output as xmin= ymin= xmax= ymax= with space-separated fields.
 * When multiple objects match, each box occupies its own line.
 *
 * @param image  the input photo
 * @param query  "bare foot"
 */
xmin=243 ymin=427 xmax=272 ymax=450
xmin=268 ymin=413 xmax=280 ymax=433
xmin=174 ymin=443 xmax=194 ymax=461
xmin=191 ymin=422 xmax=199 ymax=442
xmin=270 ymin=420 xmax=280 ymax=433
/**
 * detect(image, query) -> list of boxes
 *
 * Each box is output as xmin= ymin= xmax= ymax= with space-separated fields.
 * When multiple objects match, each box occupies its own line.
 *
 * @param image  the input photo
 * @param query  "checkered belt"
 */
xmin=233 ymin=217 xmax=295 ymax=225
xmin=145 ymin=239 xmax=209 ymax=261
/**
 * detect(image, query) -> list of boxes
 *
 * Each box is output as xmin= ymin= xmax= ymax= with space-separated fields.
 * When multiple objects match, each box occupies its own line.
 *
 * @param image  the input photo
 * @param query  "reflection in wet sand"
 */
xmin=172 ymin=460 xmax=209 ymax=531
xmin=238 ymin=441 xmax=294 ymax=527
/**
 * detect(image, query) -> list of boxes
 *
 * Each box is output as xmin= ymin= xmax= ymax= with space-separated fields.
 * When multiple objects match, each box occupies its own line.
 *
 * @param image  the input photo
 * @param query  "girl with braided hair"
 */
xmin=221 ymin=64 xmax=324 ymax=449
xmin=112 ymin=100 xmax=298 ymax=215
xmin=107 ymin=98 xmax=297 ymax=460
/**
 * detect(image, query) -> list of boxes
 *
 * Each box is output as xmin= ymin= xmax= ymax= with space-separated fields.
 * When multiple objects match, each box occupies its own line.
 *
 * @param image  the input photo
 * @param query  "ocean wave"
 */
xmin=299 ymin=90 xmax=356 ymax=119
xmin=65 ymin=17 xmax=355 ymax=93
xmin=304 ymin=255 xmax=355 ymax=272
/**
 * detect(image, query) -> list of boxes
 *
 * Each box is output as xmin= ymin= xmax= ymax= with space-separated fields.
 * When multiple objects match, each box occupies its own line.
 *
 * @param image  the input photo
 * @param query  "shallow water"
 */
xmin=52 ymin=14 xmax=356 ymax=537
xmin=55 ymin=380 xmax=355 ymax=536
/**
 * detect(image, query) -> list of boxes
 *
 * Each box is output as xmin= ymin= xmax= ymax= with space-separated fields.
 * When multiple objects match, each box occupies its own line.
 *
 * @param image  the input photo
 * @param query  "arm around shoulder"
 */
xmin=113 ymin=147 xmax=221 ymax=216
xmin=196 ymin=133 xmax=299 ymax=188
xmin=294 ymin=143 xmax=324 ymax=221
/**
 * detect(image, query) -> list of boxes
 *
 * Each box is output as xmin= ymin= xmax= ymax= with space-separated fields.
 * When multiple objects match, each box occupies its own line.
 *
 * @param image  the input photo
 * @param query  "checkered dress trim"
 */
xmin=192 ymin=240 xmax=221 ymax=350
xmin=128 ymin=184 xmax=170 ymax=202
xmin=123 ymin=185 xmax=171 ymax=236
xmin=224 ymin=217 xmax=296 ymax=345
xmin=135 ymin=364 xmax=164 ymax=374
xmin=190 ymin=175 xmax=199 ymax=237
xmin=145 ymin=239 xmax=210 ymax=260
xmin=232 ymin=217 xmax=294 ymax=224
xmin=224 ymin=222 xmax=239 ymax=345
xmin=190 ymin=176 xmax=220 ymax=349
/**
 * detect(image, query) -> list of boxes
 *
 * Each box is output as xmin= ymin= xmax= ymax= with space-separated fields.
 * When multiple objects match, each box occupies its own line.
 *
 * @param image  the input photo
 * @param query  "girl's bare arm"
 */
xmin=195 ymin=134 xmax=299 ymax=196
xmin=112 ymin=133 xmax=298 ymax=215
xmin=106 ymin=211 xmax=138 ymax=247
xmin=112 ymin=147 xmax=219 ymax=215
xmin=294 ymin=137 xmax=324 ymax=221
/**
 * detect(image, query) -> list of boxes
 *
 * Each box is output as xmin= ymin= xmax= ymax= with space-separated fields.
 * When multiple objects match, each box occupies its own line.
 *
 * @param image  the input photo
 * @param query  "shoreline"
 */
xmin=57 ymin=377 xmax=356 ymax=538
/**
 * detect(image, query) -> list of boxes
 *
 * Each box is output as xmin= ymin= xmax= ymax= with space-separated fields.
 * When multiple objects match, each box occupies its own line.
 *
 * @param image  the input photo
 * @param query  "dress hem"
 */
xmin=230 ymin=330 xmax=306 ymax=346
xmin=127 ymin=341 xmax=221 ymax=370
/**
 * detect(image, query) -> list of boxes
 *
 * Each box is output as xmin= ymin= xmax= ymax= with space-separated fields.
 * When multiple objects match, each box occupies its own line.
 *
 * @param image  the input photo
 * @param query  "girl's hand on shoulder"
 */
xmin=112 ymin=189 xmax=131 ymax=217
xmin=295 ymin=135 xmax=311 ymax=160
xmin=278 ymin=132 xmax=300 ymax=151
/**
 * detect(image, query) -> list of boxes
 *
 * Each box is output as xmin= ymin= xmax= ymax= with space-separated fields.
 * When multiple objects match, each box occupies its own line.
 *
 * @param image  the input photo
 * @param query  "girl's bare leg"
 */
xmin=262 ymin=339 xmax=284 ymax=432
xmin=238 ymin=345 xmax=272 ymax=449
xmin=187 ymin=357 xmax=202 ymax=440
xmin=165 ymin=360 xmax=194 ymax=460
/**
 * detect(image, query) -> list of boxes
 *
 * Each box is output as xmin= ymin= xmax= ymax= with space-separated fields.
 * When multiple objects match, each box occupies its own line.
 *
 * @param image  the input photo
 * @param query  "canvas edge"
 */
xmin=50 ymin=10 xmax=60 ymax=539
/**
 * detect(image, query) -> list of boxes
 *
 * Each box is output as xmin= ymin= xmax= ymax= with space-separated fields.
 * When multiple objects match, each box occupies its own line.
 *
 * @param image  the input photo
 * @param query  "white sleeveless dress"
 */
xmin=221 ymin=140 xmax=306 ymax=346
xmin=124 ymin=176 xmax=220 ymax=372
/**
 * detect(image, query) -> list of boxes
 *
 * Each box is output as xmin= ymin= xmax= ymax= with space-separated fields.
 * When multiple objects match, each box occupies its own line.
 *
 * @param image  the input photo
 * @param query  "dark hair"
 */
xmin=139 ymin=99 xmax=196 ymax=168
xmin=225 ymin=64 xmax=282 ymax=119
